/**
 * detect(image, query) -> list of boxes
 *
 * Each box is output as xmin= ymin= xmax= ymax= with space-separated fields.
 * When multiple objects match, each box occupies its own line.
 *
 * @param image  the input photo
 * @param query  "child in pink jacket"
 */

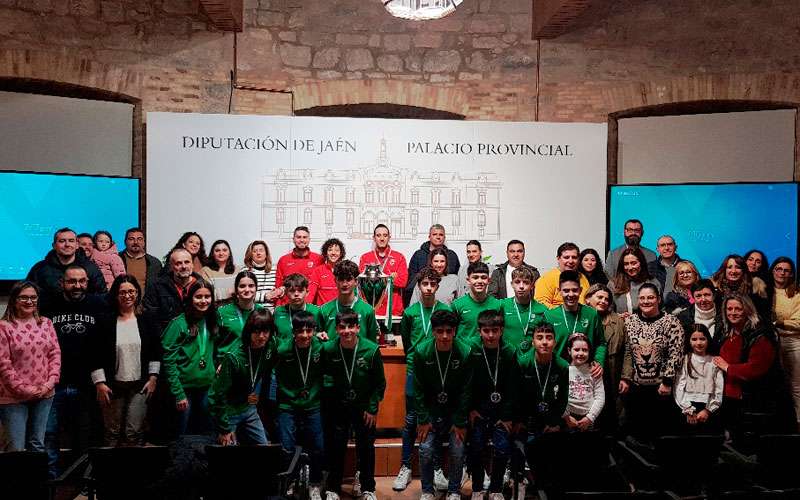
xmin=91 ymin=230 xmax=126 ymax=290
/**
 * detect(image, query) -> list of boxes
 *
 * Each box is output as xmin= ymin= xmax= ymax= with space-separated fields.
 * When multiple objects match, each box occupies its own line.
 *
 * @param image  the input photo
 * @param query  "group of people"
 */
xmin=0 ymin=219 xmax=798 ymax=500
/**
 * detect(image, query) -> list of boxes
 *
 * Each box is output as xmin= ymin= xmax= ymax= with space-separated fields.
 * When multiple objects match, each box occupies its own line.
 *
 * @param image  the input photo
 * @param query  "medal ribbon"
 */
xmin=339 ymin=339 xmax=360 ymax=390
xmin=294 ymin=343 xmax=313 ymax=390
xmin=533 ymin=355 xmax=552 ymax=401
xmin=435 ymin=348 xmax=452 ymax=393
xmin=481 ymin=345 xmax=500 ymax=392
xmin=196 ymin=320 xmax=208 ymax=362
xmin=514 ymin=299 xmax=532 ymax=337
xmin=419 ymin=302 xmax=436 ymax=338
xmin=248 ymin=347 xmax=263 ymax=393
xmin=561 ymin=306 xmax=582 ymax=336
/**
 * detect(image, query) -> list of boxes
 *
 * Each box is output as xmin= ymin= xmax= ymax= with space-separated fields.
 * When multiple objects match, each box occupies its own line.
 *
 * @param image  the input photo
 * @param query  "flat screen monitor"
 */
xmin=0 ymin=171 xmax=140 ymax=281
xmin=608 ymin=182 xmax=798 ymax=278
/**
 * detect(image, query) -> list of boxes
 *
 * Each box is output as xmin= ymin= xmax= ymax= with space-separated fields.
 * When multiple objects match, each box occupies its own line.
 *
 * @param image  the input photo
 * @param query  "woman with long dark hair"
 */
xmin=167 ymin=232 xmax=208 ymax=274
xmin=0 ymin=281 xmax=60 ymax=451
xmin=711 ymin=254 xmax=769 ymax=319
xmin=201 ymin=239 xmax=239 ymax=300
xmin=579 ymin=248 xmax=608 ymax=286
xmin=91 ymin=275 xmax=160 ymax=446
xmin=216 ymin=271 xmax=265 ymax=357
xmin=162 ymin=279 xmax=218 ymax=435
xmin=609 ymin=247 xmax=661 ymax=314
xmin=410 ymin=248 xmax=460 ymax=305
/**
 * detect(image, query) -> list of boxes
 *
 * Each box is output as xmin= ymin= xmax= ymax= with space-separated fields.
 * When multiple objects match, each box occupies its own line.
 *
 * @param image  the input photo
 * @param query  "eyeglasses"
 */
xmin=677 ymin=270 xmax=695 ymax=276
xmin=774 ymin=268 xmax=793 ymax=274
xmin=64 ymin=278 xmax=89 ymax=285
xmin=16 ymin=295 xmax=38 ymax=303
xmin=118 ymin=290 xmax=138 ymax=297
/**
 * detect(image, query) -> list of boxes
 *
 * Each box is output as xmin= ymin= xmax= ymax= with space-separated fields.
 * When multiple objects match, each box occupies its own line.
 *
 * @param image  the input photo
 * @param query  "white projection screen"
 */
xmin=146 ymin=112 xmax=608 ymax=272
xmin=0 ymin=91 xmax=133 ymax=176
xmin=618 ymin=109 xmax=796 ymax=184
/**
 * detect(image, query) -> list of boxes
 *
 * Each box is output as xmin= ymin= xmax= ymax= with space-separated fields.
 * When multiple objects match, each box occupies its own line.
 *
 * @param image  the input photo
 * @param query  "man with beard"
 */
xmin=27 ymin=227 xmax=106 ymax=306
xmin=358 ymin=224 xmax=408 ymax=319
xmin=604 ymin=219 xmax=657 ymax=280
xmin=118 ymin=227 xmax=162 ymax=296
xmin=41 ymin=265 xmax=107 ymax=477
xmin=274 ymin=226 xmax=323 ymax=306
xmin=143 ymin=248 xmax=202 ymax=330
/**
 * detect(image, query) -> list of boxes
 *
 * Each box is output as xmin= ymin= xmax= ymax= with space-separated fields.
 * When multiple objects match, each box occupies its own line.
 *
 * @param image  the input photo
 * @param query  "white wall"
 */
xmin=0 ymin=91 xmax=133 ymax=176
xmin=618 ymin=109 xmax=796 ymax=184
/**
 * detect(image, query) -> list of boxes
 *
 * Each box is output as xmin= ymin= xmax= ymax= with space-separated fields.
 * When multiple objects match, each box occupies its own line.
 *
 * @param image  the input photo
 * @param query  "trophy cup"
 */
xmin=358 ymin=264 xmax=395 ymax=346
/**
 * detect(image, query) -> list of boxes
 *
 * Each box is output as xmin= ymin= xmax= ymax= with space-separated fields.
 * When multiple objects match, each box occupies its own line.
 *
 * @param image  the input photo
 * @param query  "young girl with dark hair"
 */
xmin=563 ymin=333 xmax=605 ymax=431
xmin=673 ymin=323 xmax=724 ymax=434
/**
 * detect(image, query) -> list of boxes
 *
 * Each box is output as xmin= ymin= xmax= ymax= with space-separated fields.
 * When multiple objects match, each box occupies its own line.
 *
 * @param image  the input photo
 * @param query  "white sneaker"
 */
xmin=325 ymin=492 xmax=339 ymax=500
xmin=420 ymin=493 xmax=437 ymax=500
xmin=434 ymin=468 xmax=449 ymax=491
xmin=393 ymin=465 xmax=413 ymax=491
xmin=352 ymin=470 xmax=362 ymax=497
xmin=472 ymin=491 xmax=485 ymax=500
xmin=447 ymin=493 xmax=461 ymax=500
xmin=362 ymin=492 xmax=377 ymax=500
xmin=516 ymin=478 xmax=528 ymax=500
xmin=309 ymin=485 xmax=322 ymax=500
xmin=489 ymin=493 xmax=505 ymax=500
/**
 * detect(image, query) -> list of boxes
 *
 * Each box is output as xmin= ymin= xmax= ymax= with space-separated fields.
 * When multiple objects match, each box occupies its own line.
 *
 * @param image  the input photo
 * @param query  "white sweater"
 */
xmin=673 ymin=353 xmax=724 ymax=415
xmin=565 ymin=364 xmax=605 ymax=422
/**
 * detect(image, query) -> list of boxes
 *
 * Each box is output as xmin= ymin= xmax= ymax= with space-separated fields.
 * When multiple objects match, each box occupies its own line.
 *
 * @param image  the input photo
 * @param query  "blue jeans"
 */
xmin=328 ymin=405 xmax=376 ymax=494
xmin=278 ymin=409 xmax=324 ymax=484
xmin=228 ymin=405 xmax=268 ymax=445
xmin=468 ymin=408 xmax=511 ymax=493
xmin=401 ymin=374 xmax=441 ymax=469
xmin=45 ymin=385 xmax=93 ymax=479
xmin=0 ymin=397 xmax=54 ymax=452
xmin=177 ymin=387 xmax=211 ymax=436
xmin=419 ymin=416 xmax=465 ymax=494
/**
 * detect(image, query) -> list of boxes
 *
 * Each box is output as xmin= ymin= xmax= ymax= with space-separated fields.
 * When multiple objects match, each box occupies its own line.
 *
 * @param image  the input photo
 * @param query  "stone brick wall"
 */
xmin=0 ymin=0 xmax=799 ymax=178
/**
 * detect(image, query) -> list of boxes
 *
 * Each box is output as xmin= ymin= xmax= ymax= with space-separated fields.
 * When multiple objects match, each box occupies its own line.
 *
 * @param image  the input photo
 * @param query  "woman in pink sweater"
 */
xmin=90 ymin=230 xmax=126 ymax=290
xmin=0 ymin=281 xmax=61 ymax=452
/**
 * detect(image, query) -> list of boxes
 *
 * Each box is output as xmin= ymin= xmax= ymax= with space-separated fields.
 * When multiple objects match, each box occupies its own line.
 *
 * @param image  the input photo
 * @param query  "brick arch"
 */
xmin=291 ymin=80 xmax=470 ymax=117
xmin=603 ymin=72 xmax=800 ymax=183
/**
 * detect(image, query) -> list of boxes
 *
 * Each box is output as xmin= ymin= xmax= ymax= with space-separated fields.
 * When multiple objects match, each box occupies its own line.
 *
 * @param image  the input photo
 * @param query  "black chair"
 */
xmin=0 ymin=450 xmax=50 ymax=500
xmin=205 ymin=444 xmax=305 ymax=500
xmin=616 ymin=435 xmax=724 ymax=496
xmin=86 ymin=446 xmax=171 ymax=500
xmin=753 ymin=434 xmax=800 ymax=491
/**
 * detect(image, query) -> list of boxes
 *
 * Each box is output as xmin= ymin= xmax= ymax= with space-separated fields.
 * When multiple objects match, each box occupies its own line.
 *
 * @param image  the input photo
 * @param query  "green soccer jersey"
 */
xmin=412 ymin=337 xmax=474 ymax=427
xmin=399 ymin=300 xmax=451 ymax=376
xmin=322 ymin=338 xmax=386 ymax=414
xmin=452 ymin=293 xmax=502 ymax=340
xmin=318 ymin=296 xmax=379 ymax=342
xmin=273 ymin=303 xmax=322 ymax=342
xmin=468 ymin=337 xmax=517 ymax=421
xmin=161 ymin=315 xmax=216 ymax=401
xmin=501 ymin=297 xmax=549 ymax=350
xmin=208 ymin=342 xmax=275 ymax=434
xmin=513 ymin=350 xmax=569 ymax=429
xmin=215 ymin=303 xmax=265 ymax=357
xmin=543 ymin=304 xmax=607 ymax=366
xmin=274 ymin=336 xmax=324 ymax=411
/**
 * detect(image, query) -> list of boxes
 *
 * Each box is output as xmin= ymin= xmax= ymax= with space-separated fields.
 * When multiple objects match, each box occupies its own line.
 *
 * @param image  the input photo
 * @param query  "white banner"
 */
xmin=146 ymin=112 xmax=607 ymax=272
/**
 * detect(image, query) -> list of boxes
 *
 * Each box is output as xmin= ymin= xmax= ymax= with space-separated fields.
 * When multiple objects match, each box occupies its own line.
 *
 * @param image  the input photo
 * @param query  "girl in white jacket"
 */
xmin=674 ymin=323 xmax=724 ymax=433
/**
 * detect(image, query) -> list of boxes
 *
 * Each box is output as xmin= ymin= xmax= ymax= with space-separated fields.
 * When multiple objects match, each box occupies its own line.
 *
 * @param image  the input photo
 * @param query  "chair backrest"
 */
xmin=756 ymin=434 xmax=800 ymax=489
xmin=531 ymin=432 xmax=618 ymax=492
xmin=88 ymin=446 xmax=171 ymax=499
xmin=205 ymin=444 xmax=286 ymax=499
xmin=0 ymin=451 xmax=49 ymax=500
xmin=654 ymin=435 xmax=722 ymax=494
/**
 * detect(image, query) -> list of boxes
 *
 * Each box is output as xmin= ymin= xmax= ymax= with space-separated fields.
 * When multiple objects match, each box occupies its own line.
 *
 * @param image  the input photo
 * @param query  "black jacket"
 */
xmin=488 ymin=261 xmax=540 ymax=299
xmin=27 ymin=250 xmax=107 ymax=307
xmin=118 ymin=251 xmax=163 ymax=290
xmin=91 ymin=313 xmax=161 ymax=384
xmin=648 ymin=254 xmax=683 ymax=291
xmin=143 ymin=272 xmax=204 ymax=332
xmin=676 ymin=305 xmax=725 ymax=354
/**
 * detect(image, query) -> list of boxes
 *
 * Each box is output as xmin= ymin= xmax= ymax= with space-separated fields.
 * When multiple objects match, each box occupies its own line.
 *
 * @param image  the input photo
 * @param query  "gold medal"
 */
xmin=247 ymin=393 xmax=259 ymax=405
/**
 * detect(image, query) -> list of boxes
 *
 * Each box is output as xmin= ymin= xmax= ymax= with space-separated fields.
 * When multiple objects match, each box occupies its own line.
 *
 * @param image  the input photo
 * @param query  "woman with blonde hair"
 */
xmin=663 ymin=260 xmax=700 ymax=314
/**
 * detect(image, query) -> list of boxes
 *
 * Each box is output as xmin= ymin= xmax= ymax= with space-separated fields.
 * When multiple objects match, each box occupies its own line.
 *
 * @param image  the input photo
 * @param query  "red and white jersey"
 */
xmin=275 ymin=250 xmax=323 ymax=305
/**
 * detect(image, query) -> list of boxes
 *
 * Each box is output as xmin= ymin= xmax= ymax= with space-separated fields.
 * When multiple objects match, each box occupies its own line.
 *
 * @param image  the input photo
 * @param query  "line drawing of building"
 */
xmin=383 ymin=0 xmax=463 ymax=21
xmin=261 ymin=139 xmax=502 ymax=243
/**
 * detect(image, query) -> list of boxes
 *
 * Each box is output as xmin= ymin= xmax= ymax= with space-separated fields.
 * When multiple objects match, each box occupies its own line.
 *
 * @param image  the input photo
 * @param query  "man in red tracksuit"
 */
xmin=358 ymin=224 xmax=408 ymax=319
xmin=274 ymin=226 xmax=323 ymax=305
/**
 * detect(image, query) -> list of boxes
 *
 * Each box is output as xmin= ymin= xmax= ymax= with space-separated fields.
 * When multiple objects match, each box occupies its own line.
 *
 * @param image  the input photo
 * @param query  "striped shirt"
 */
xmin=249 ymin=265 xmax=277 ymax=310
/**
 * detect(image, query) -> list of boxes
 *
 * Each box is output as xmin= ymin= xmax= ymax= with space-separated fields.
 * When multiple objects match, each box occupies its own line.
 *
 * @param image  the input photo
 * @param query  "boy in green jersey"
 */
xmin=322 ymin=311 xmax=386 ymax=500
xmin=208 ymin=308 xmax=275 ymax=446
xmin=543 ymin=270 xmax=606 ymax=378
xmin=511 ymin=324 xmax=569 ymax=486
xmin=452 ymin=261 xmax=501 ymax=340
xmin=502 ymin=267 xmax=549 ymax=351
xmin=273 ymin=273 xmax=322 ymax=341
xmin=468 ymin=309 xmax=515 ymax=500
xmin=414 ymin=310 xmax=474 ymax=500
xmin=318 ymin=260 xmax=379 ymax=342
xmin=394 ymin=267 xmax=450 ymax=491
xmin=274 ymin=310 xmax=325 ymax=500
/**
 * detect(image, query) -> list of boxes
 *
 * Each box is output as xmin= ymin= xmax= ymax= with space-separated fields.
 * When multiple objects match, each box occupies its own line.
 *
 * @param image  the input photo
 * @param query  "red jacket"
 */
xmin=359 ymin=248 xmax=408 ymax=318
xmin=275 ymin=250 xmax=323 ymax=305
xmin=719 ymin=328 xmax=776 ymax=400
xmin=307 ymin=262 xmax=338 ymax=306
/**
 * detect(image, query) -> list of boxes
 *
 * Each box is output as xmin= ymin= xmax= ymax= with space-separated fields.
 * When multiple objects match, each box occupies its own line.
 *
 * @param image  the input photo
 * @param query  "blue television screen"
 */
xmin=608 ymin=183 xmax=798 ymax=278
xmin=0 ymin=172 xmax=140 ymax=280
